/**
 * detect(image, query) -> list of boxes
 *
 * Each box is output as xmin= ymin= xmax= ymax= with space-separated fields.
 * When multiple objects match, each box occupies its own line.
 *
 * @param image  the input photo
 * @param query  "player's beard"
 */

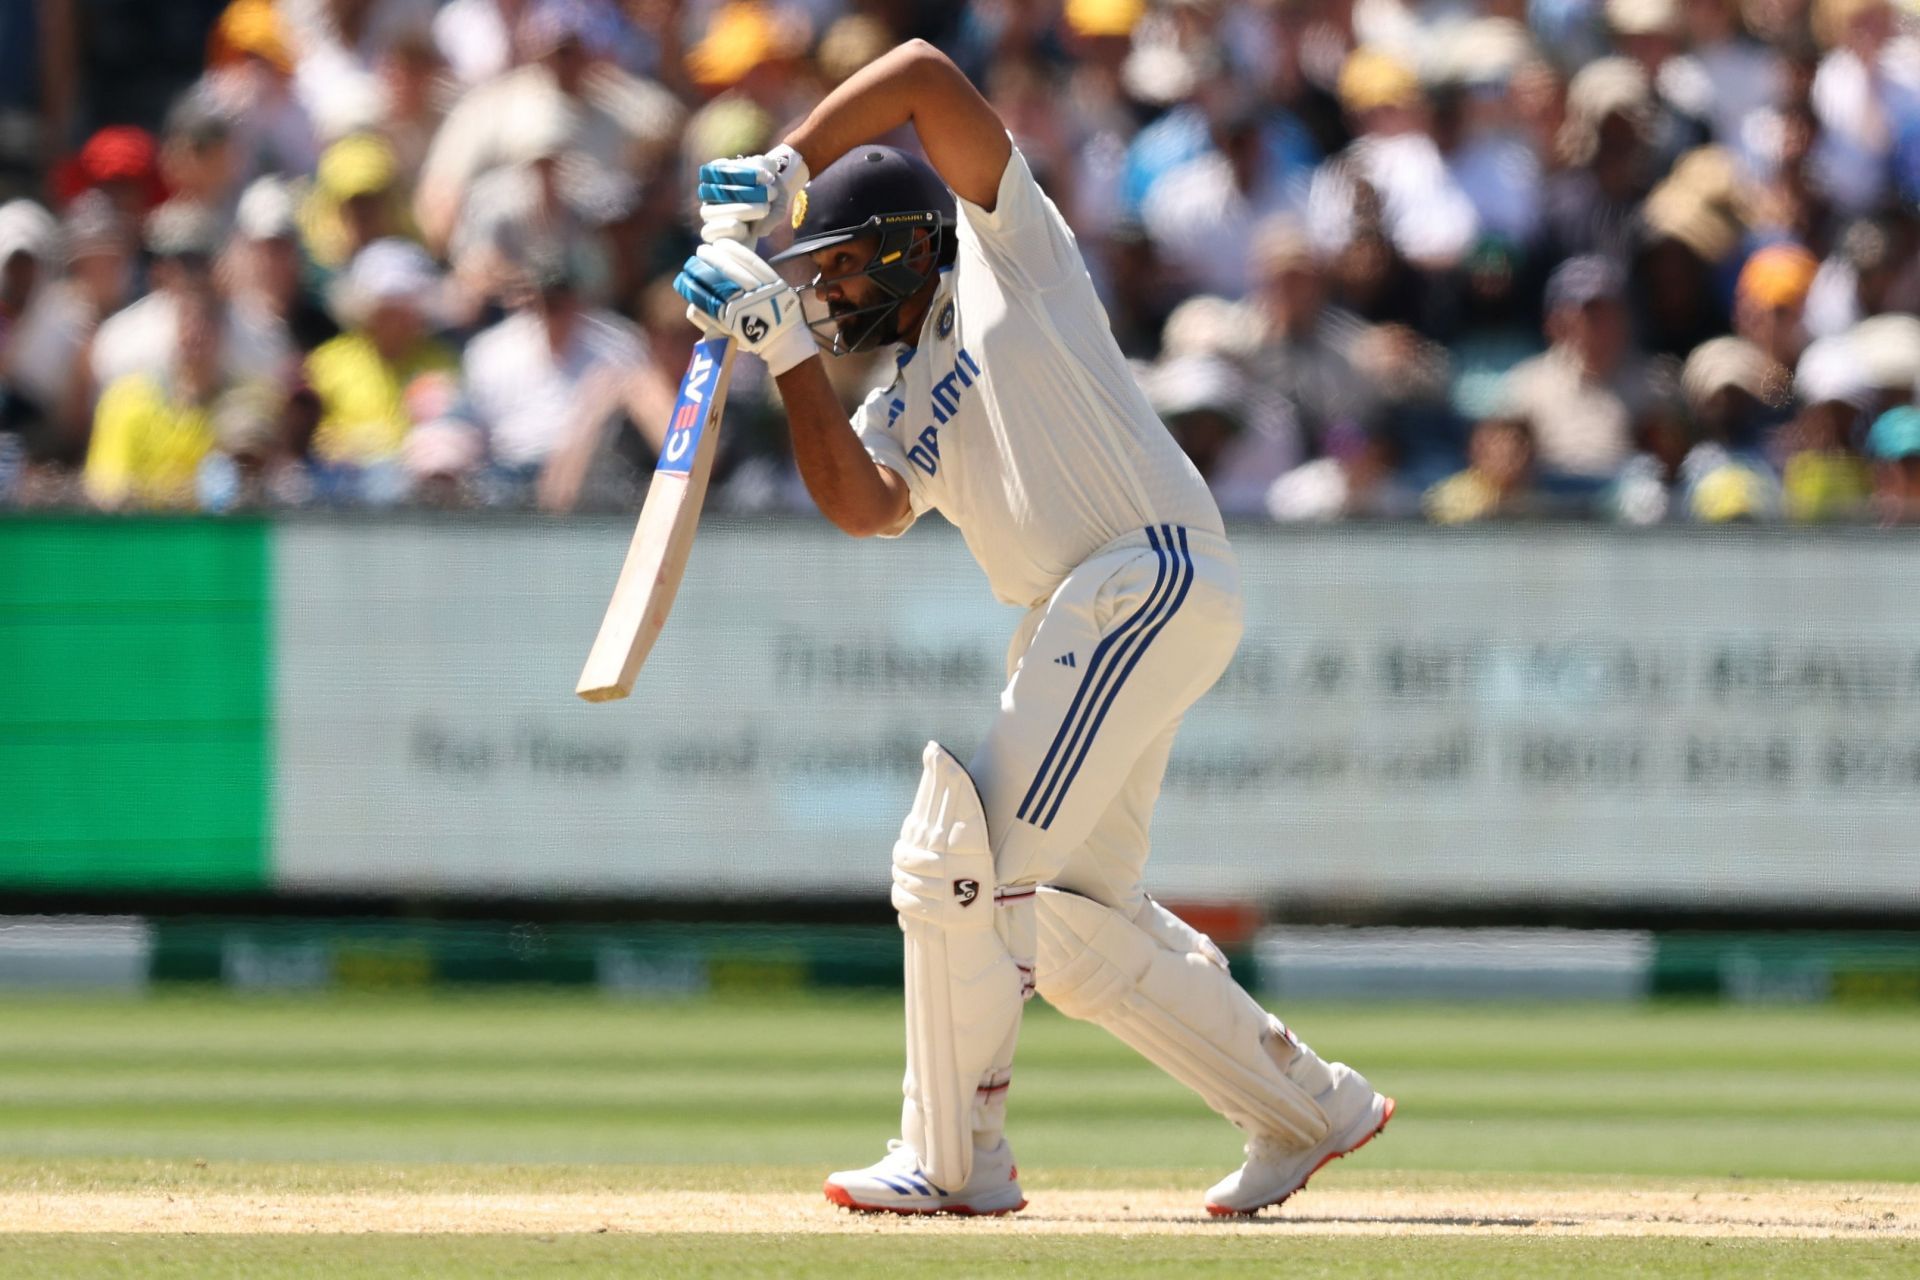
xmin=824 ymin=297 xmax=901 ymax=354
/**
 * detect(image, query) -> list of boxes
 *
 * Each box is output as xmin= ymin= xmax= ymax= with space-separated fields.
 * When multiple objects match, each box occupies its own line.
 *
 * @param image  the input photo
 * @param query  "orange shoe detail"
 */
xmin=1204 ymin=1095 xmax=1396 ymax=1218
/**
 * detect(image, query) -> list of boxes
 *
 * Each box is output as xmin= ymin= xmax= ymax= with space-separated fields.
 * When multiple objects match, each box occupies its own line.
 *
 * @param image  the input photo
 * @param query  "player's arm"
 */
xmin=697 ymin=41 xmax=1012 ymax=239
xmin=784 ymin=40 xmax=1012 ymax=213
xmin=673 ymin=241 xmax=910 ymax=538
xmin=775 ymin=358 xmax=912 ymax=538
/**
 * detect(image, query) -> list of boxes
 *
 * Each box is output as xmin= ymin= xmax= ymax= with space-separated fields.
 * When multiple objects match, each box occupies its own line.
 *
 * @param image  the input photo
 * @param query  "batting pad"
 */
xmin=891 ymin=742 xmax=1028 ymax=1190
xmin=1034 ymin=887 xmax=1331 ymax=1147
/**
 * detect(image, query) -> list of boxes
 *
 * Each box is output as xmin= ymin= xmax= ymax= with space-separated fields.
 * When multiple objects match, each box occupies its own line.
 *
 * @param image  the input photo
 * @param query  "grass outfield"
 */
xmin=1 ymin=991 xmax=1916 ymax=1276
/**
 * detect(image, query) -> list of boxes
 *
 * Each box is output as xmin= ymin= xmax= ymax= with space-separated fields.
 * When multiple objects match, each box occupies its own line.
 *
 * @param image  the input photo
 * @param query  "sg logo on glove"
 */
xmin=953 ymin=878 xmax=980 ymax=907
xmin=742 ymin=315 xmax=769 ymax=343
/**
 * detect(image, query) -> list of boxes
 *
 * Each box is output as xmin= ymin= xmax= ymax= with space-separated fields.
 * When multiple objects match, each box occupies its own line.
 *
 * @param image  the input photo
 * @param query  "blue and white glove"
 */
xmin=672 ymin=238 xmax=817 ymax=375
xmin=696 ymin=144 xmax=809 ymax=245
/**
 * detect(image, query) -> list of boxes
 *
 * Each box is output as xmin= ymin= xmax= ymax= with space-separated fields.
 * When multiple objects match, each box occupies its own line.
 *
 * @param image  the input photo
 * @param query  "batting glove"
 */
xmin=672 ymin=238 xmax=817 ymax=376
xmin=696 ymin=144 xmax=809 ymax=245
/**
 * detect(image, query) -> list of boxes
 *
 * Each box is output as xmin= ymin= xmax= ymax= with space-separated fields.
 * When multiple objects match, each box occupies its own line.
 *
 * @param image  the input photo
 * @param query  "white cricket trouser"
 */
xmin=897 ymin=523 xmax=1243 ymax=1154
xmin=972 ymin=523 xmax=1243 ymax=911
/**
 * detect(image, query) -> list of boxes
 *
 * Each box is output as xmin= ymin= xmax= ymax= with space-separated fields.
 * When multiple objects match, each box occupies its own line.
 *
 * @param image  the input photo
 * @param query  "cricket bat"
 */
xmin=576 ymin=335 xmax=735 ymax=701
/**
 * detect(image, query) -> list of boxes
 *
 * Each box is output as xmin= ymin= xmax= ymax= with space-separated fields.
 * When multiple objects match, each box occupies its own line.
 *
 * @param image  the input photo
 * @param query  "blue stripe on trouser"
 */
xmin=1022 ymin=525 xmax=1189 ymax=827
xmin=1019 ymin=525 xmax=1192 ymax=829
xmin=1015 ymin=526 xmax=1173 ymax=824
xmin=1037 ymin=525 xmax=1195 ymax=829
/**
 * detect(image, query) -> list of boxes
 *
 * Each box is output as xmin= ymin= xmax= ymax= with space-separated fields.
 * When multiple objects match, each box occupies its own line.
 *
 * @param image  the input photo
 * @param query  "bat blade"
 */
xmin=575 ymin=335 xmax=735 ymax=702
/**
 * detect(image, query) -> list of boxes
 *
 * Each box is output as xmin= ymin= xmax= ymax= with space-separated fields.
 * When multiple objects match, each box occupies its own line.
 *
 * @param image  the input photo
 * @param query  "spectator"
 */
xmin=1240 ymin=217 xmax=1377 ymax=452
xmin=414 ymin=0 xmax=682 ymax=254
xmin=458 ymin=245 xmax=644 ymax=501
xmin=376 ymin=32 xmax=452 ymax=187
xmin=228 ymin=177 xmax=341 ymax=355
xmin=194 ymin=380 xmax=300 ymax=511
xmin=300 ymin=133 xmax=412 ymax=274
xmin=84 ymin=288 xmax=229 ymax=510
xmin=1746 ymin=58 xmax=1834 ymax=252
xmin=1498 ymin=255 xmax=1650 ymax=480
xmin=1424 ymin=415 xmax=1540 ymax=522
xmin=1734 ymin=242 xmax=1819 ymax=369
xmin=1094 ymin=220 xmax=1181 ymax=360
xmin=1543 ymin=58 xmax=1659 ymax=263
xmin=203 ymin=0 xmax=322 ymax=183
xmin=1142 ymin=92 xmax=1308 ymax=299
xmin=0 ymin=195 xmax=136 ymax=462
xmin=1612 ymin=342 xmax=1784 ymax=521
xmin=1142 ymin=352 xmax=1294 ymax=517
xmin=401 ymin=399 xmax=489 ymax=507
xmin=447 ymin=99 xmax=629 ymax=308
xmin=283 ymin=0 xmax=439 ymax=140
xmin=92 ymin=202 xmax=294 ymax=395
xmin=1603 ymin=0 xmax=1714 ymax=169
xmin=1866 ymin=403 xmax=1920 ymax=522
xmin=1677 ymin=0 xmax=1787 ymax=161
xmin=305 ymin=238 xmax=456 ymax=472
xmin=1682 ymin=334 xmax=1790 ymax=452
xmin=1267 ymin=422 xmax=1418 ymax=521
xmin=1307 ymin=47 xmax=1479 ymax=271
xmin=1846 ymin=311 xmax=1920 ymax=417
xmin=1634 ymin=147 xmax=1746 ymax=358
xmin=53 ymin=126 xmax=166 ymax=226
xmin=1686 ymin=457 xmax=1782 ymax=520
xmin=1808 ymin=0 xmax=1920 ymax=215
xmin=0 ymin=200 xmax=56 ymax=350
xmin=1803 ymin=216 xmax=1920 ymax=339
xmin=0 ymin=199 xmax=59 ymax=478
xmin=1782 ymin=333 xmax=1873 ymax=520
xmin=1608 ymin=387 xmax=1701 ymax=523
xmin=157 ymin=91 xmax=244 ymax=219
xmin=434 ymin=0 xmax=534 ymax=89
xmin=1441 ymin=238 xmax=1541 ymax=431
xmin=1431 ymin=19 xmax=1545 ymax=253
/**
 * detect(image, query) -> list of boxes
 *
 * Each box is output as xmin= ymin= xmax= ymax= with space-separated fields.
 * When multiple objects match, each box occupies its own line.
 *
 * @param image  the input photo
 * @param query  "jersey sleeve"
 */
xmin=952 ymin=142 xmax=1083 ymax=292
xmin=851 ymin=383 xmax=928 ymax=538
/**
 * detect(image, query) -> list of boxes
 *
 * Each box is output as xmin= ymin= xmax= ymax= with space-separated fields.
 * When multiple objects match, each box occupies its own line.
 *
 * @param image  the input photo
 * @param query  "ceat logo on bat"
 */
xmin=658 ymin=339 xmax=725 ymax=475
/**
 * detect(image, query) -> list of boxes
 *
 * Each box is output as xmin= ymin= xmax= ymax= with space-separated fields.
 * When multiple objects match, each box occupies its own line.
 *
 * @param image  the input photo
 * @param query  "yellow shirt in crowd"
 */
xmin=1423 ymin=470 xmax=1501 ymax=525
xmin=83 ymin=374 xmax=216 ymax=509
xmin=304 ymin=332 xmax=456 ymax=466
xmin=1782 ymin=451 xmax=1870 ymax=522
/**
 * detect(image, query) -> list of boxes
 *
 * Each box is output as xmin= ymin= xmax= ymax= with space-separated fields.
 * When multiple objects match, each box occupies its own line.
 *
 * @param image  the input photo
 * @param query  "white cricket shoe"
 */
xmin=823 ymin=1138 xmax=1027 ymax=1216
xmin=1204 ymin=1065 xmax=1395 ymax=1216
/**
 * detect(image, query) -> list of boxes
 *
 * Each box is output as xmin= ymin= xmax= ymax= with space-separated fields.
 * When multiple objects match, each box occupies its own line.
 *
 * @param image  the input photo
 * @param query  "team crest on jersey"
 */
xmin=790 ymin=189 xmax=808 ymax=229
xmin=936 ymin=300 xmax=955 ymax=338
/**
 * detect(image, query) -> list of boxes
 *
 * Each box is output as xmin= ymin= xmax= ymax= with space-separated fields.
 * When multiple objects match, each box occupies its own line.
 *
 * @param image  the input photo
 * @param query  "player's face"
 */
xmin=807 ymin=236 xmax=886 ymax=342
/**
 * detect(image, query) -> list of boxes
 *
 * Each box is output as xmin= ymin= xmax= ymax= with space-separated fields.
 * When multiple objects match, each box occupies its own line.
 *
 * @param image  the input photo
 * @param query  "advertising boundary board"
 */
xmin=270 ymin=520 xmax=1920 ymax=912
xmin=6 ymin=516 xmax=1919 ymax=916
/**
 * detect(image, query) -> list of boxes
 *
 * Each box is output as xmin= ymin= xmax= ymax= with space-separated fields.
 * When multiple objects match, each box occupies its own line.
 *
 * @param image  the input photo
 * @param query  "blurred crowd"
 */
xmin=5 ymin=0 xmax=1920 ymax=523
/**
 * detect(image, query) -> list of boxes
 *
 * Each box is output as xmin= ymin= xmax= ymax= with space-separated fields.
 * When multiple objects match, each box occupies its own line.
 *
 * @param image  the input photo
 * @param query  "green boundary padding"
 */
xmin=0 ymin=517 xmax=272 ymax=890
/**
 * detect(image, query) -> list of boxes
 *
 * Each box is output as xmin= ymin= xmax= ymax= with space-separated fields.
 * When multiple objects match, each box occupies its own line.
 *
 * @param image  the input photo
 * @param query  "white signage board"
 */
xmin=273 ymin=523 xmax=1920 ymax=910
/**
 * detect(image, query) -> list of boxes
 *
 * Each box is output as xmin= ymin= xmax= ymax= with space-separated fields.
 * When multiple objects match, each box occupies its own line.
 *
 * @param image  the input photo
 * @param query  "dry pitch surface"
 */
xmin=7 ymin=1180 xmax=1916 ymax=1240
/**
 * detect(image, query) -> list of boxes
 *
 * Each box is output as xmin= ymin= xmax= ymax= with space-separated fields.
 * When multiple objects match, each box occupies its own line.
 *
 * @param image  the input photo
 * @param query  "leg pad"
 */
xmin=1034 ymin=886 xmax=1330 ymax=1147
xmin=893 ymin=742 xmax=1027 ymax=1189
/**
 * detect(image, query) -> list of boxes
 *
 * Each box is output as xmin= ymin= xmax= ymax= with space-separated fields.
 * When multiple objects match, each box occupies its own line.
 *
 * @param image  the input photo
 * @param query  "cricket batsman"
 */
xmin=673 ymin=39 xmax=1391 ymax=1217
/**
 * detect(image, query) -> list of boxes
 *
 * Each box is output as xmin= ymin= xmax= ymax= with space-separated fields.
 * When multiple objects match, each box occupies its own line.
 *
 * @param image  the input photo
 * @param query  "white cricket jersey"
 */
xmin=854 ymin=145 xmax=1224 ymax=607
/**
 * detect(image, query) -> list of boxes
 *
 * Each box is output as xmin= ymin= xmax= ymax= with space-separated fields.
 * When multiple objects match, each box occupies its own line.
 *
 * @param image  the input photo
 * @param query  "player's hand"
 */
xmin=672 ymin=238 xmax=817 ymax=375
xmin=696 ymin=144 xmax=808 ymax=245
